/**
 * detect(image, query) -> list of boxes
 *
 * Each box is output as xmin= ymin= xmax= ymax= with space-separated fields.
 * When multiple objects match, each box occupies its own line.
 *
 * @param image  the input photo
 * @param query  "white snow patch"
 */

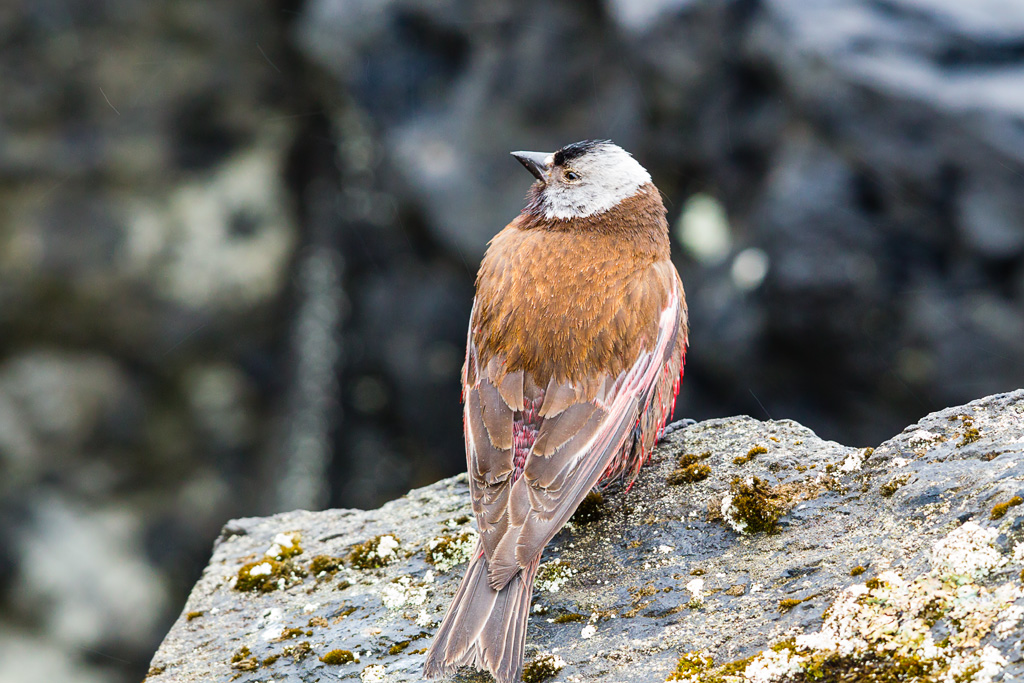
xmin=248 ymin=562 xmax=272 ymax=577
xmin=376 ymin=535 xmax=400 ymax=561
xmin=685 ymin=578 xmax=705 ymax=605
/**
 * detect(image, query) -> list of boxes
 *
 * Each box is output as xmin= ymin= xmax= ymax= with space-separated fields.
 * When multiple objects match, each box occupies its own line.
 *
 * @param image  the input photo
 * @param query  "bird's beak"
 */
xmin=511 ymin=151 xmax=551 ymax=182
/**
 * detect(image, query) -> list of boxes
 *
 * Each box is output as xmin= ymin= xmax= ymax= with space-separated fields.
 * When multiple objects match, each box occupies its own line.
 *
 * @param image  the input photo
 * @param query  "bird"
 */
xmin=423 ymin=139 xmax=688 ymax=683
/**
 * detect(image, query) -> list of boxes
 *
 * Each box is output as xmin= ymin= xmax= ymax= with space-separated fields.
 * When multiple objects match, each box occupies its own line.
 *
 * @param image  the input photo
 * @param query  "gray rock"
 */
xmin=148 ymin=390 xmax=1024 ymax=682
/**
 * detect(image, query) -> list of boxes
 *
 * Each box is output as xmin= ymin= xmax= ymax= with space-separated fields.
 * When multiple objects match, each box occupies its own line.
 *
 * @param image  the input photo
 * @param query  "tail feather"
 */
xmin=424 ymin=543 xmax=538 ymax=683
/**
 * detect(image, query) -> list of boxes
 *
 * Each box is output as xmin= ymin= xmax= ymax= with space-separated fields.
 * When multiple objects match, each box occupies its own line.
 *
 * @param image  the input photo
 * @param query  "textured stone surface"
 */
xmin=148 ymin=390 xmax=1024 ymax=682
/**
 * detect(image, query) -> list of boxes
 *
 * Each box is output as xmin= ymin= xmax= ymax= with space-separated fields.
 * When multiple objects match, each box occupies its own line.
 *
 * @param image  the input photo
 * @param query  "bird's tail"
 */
xmin=423 ymin=543 xmax=538 ymax=683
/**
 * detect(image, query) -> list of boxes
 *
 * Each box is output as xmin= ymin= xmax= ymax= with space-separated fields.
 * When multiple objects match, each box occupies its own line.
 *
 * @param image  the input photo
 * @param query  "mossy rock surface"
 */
xmin=147 ymin=391 xmax=1024 ymax=682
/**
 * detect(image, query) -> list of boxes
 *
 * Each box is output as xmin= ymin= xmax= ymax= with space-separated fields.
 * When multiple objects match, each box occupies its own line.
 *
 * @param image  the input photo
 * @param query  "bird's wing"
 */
xmin=464 ymin=263 xmax=684 ymax=591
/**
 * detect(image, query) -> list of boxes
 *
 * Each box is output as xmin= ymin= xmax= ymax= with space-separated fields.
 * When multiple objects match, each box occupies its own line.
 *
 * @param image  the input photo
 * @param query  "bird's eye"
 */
xmin=564 ymin=170 xmax=581 ymax=181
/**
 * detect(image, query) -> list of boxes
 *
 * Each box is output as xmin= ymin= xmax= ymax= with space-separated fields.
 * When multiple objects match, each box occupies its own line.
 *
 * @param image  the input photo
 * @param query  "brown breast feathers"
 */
xmin=471 ymin=183 xmax=672 ymax=391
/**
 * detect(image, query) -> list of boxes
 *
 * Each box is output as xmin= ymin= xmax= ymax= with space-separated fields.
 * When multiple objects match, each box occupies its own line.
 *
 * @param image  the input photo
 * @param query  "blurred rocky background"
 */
xmin=0 ymin=0 xmax=1022 ymax=682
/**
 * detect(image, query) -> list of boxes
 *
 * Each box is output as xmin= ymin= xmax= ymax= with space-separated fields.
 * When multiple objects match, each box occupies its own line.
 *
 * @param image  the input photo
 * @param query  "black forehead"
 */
xmin=553 ymin=139 xmax=612 ymax=166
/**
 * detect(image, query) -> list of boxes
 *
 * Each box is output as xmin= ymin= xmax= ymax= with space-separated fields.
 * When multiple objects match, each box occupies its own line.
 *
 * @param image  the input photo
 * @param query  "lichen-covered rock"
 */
xmin=148 ymin=390 xmax=1024 ymax=682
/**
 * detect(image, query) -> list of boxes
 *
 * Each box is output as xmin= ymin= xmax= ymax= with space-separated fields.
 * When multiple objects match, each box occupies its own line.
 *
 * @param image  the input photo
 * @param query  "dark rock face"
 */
xmin=0 ymin=2 xmax=297 ymax=682
xmin=148 ymin=390 xmax=1024 ymax=682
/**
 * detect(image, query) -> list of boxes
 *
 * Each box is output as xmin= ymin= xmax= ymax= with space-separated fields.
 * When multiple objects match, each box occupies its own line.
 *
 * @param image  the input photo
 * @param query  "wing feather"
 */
xmin=484 ymin=278 xmax=683 ymax=589
xmin=465 ymin=262 xmax=686 ymax=591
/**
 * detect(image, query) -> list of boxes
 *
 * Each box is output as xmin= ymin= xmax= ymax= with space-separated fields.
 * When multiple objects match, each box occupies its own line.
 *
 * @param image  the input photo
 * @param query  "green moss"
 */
xmin=864 ymin=577 xmax=885 ymax=590
xmin=667 ymin=651 xmax=714 ymax=680
xmin=320 ymin=649 xmax=356 ymax=665
xmin=954 ymin=415 xmax=981 ymax=447
xmin=796 ymin=650 xmax=935 ymax=682
xmin=234 ymin=559 xmax=307 ymax=593
xmin=725 ymin=476 xmax=782 ymax=534
xmin=262 ymin=655 xmax=280 ymax=666
xmin=522 ymin=654 xmax=566 ymax=683
xmin=778 ymin=598 xmax=806 ymax=612
xmin=146 ymin=665 xmax=166 ymax=677
xmin=553 ymin=613 xmax=587 ymax=623
xmin=266 ymin=532 xmax=303 ymax=560
xmin=388 ymin=640 xmax=411 ymax=655
xmin=275 ymin=627 xmax=312 ymax=641
xmin=309 ymin=555 xmax=344 ymax=577
xmin=990 ymin=496 xmax=1023 ymax=520
xmin=571 ymin=491 xmax=606 ymax=524
xmin=714 ymin=655 xmax=758 ymax=678
xmin=186 ymin=611 xmax=204 ymax=621
xmin=668 ymin=453 xmax=712 ymax=485
xmin=733 ymin=445 xmax=767 ymax=466
xmin=879 ymin=474 xmax=911 ymax=498
xmin=668 ymin=463 xmax=712 ymax=485
xmin=282 ymin=641 xmax=314 ymax=661
xmin=229 ymin=646 xmax=258 ymax=672
xmin=335 ymin=605 xmax=358 ymax=619
xmin=918 ymin=596 xmax=946 ymax=627
xmin=348 ymin=534 xmax=401 ymax=569
xmin=850 ymin=565 xmax=866 ymax=577
xmin=771 ymin=638 xmax=798 ymax=654
xmin=679 ymin=451 xmax=712 ymax=467
xmin=536 ymin=559 xmax=575 ymax=592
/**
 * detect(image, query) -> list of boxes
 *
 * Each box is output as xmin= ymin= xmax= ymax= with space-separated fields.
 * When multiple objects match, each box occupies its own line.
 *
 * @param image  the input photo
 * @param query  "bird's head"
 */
xmin=512 ymin=140 xmax=652 ymax=220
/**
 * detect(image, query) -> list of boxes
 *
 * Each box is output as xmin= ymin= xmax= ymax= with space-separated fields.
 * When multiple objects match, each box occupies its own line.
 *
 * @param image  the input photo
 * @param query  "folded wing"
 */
xmin=464 ymin=265 xmax=684 ymax=591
